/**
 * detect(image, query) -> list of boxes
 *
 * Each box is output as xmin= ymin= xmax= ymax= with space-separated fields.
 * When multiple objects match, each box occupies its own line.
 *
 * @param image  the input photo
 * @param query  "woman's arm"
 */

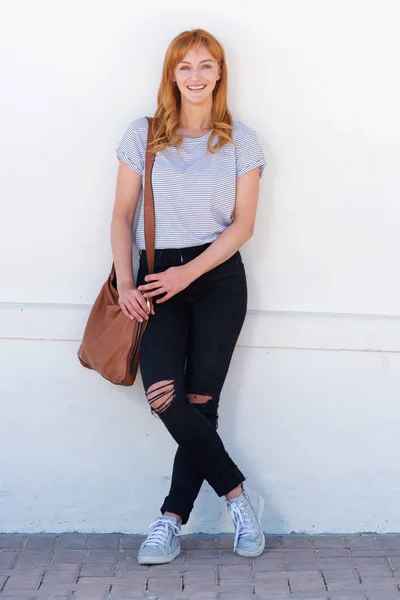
xmin=138 ymin=166 xmax=261 ymax=303
xmin=111 ymin=160 xmax=152 ymax=320
xmin=111 ymin=160 xmax=142 ymax=287
xmin=183 ymin=166 xmax=261 ymax=280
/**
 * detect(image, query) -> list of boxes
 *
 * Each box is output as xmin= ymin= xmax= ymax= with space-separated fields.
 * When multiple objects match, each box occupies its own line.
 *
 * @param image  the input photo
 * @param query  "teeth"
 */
xmin=188 ymin=85 xmax=205 ymax=90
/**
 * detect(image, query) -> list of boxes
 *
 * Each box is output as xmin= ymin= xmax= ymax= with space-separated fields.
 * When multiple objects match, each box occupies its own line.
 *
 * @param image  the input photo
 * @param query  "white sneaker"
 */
xmin=226 ymin=483 xmax=265 ymax=557
xmin=137 ymin=515 xmax=181 ymax=565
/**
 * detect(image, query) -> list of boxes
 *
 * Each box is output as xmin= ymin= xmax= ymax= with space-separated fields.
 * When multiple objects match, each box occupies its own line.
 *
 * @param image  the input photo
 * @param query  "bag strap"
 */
xmin=144 ymin=117 xmax=156 ymax=274
xmin=111 ymin=117 xmax=155 ymax=297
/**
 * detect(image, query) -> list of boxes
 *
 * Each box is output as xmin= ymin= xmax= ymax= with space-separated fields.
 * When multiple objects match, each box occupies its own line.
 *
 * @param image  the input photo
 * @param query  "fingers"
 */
xmin=142 ymin=287 xmax=165 ymax=299
xmin=127 ymin=298 xmax=149 ymax=322
xmin=135 ymin=291 xmax=151 ymax=315
xmin=144 ymin=274 xmax=160 ymax=283
xmin=121 ymin=300 xmax=144 ymax=322
xmin=138 ymin=281 xmax=162 ymax=293
xmin=120 ymin=303 xmax=136 ymax=321
xmin=119 ymin=290 xmax=151 ymax=322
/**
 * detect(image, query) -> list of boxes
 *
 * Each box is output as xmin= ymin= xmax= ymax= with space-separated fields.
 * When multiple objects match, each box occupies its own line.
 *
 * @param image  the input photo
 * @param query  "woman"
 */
xmin=112 ymin=28 xmax=266 ymax=565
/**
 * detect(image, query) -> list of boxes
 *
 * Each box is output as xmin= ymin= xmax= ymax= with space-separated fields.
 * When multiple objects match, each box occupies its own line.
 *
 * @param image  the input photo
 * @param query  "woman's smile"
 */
xmin=187 ymin=85 xmax=206 ymax=92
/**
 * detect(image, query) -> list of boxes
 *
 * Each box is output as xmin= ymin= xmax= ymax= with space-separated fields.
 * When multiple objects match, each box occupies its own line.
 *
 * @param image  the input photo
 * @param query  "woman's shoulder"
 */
xmin=124 ymin=116 xmax=150 ymax=138
xmin=231 ymin=119 xmax=260 ymax=142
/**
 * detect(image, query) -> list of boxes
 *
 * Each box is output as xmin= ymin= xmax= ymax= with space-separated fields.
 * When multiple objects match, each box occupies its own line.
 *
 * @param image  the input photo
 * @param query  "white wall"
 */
xmin=1 ymin=0 xmax=400 ymax=534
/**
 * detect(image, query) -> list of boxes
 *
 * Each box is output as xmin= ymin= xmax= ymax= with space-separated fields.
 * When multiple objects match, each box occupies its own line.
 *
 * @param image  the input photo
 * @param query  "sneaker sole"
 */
xmin=235 ymin=494 xmax=265 ymax=558
xmin=137 ymin=545 xmax=181 ymax=565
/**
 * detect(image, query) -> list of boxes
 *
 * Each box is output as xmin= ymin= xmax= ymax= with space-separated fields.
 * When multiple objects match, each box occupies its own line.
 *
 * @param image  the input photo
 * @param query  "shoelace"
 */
xmin=228 ymin=500 xmax=257 ymax=552
xmin=143 ymin=517 xmax=180 ymax=548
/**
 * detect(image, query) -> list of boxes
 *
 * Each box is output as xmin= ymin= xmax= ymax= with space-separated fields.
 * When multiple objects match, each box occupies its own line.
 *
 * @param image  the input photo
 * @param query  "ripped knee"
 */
xmin=146 ymin=380 xmax=175 ymax=414
xmin=187 ymin=393 xmax=213 ymax=404
xmin=188 ymin=393 xmax=218 ymax=429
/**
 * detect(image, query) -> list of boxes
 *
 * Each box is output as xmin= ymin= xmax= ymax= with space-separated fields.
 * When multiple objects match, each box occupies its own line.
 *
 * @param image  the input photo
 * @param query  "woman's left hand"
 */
xmin=138 ymin=266 xmax=193 ymax=303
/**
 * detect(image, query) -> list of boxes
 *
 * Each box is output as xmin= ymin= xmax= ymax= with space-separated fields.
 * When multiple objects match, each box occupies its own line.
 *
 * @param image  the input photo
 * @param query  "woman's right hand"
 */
xmin=118 ymin=284 xmax=154 ymax=322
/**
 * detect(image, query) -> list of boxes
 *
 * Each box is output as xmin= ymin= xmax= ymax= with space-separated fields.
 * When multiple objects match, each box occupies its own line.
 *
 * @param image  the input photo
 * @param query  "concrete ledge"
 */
xmin=1 ymin=302 xmax=400 ymax=352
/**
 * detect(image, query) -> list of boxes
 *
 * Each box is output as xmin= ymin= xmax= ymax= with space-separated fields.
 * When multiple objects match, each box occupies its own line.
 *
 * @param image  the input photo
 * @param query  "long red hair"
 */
xmin=152 ymin=29 xmax=236 ymax=154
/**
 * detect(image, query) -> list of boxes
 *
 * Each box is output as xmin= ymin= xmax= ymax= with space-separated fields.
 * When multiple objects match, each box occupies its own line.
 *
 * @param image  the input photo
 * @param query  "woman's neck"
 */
xmin=178 ymin=100 xmax=213 ymax=136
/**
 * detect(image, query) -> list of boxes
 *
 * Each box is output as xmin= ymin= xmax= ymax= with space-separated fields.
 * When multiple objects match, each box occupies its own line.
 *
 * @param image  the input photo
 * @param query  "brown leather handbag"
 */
xmin=77 ymin=117 xmax=156 ymax=386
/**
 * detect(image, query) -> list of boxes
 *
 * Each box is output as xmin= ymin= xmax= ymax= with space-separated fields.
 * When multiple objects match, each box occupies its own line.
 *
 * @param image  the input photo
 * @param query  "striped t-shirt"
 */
xmin=115 ymin=117 xmax=266 ymax=249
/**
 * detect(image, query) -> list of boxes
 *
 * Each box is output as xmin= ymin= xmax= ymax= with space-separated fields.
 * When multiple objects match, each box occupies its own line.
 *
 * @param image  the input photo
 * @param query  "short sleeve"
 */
xmin=235 ymin=126 xmax=267 ymax=179
xmin=115 ymin=119 xmax=146 ymax=176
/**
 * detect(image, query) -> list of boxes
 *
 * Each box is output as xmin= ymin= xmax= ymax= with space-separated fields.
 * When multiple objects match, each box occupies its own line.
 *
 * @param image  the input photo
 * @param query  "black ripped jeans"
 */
xmin=137 ymin=243 xmax=247 ymax=525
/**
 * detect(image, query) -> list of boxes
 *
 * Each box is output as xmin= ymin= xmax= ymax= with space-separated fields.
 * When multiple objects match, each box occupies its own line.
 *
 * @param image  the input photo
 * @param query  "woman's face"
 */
xmin=173 ymin=44 xmax=221 ymax=105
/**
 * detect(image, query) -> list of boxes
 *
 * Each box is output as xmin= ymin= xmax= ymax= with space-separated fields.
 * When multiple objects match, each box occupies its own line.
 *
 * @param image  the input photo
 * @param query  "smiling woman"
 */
xmin=111 ymin=28 xmax=267 ymax=565
xmin=175 ymin=51 xmax=220 ymax=105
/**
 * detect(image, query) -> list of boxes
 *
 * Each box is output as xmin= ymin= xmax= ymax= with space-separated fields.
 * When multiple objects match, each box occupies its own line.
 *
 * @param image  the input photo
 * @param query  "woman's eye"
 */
xmin=180 ymin=66 xmax=189 ymax=70
xmin=202 ymin=64 xmax=212 ymax=68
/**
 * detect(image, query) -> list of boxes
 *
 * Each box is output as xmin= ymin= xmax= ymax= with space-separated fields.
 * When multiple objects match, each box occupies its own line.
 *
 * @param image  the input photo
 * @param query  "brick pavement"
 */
xmin=1 ymin=533 xmax=400 ymax=599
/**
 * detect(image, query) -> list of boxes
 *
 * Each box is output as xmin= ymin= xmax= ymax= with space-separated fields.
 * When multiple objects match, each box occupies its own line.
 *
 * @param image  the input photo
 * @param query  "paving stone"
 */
xmin=145 ymin=568 xmax=182 ymax=579
xmin=0 ymin=552 xmax=19 ymax=569
xmin=254 ymin=590 xmax=291 ymax=599
xmin=214 ymin=534 xmax=235 ymax=549
xmin=1 ymin=533 xmax=400 ymax=600
xmin=312 ymin=536 xmax=345 ymax=549
xmin=327 ymin=581 xmax=364 ymax=591
xmin=281 ymin=536 xmax=314 ymax=549
xmin=318 ymin=548 xmax=352 ymax=558
xmin=326 ymin=593 xmax=366 ymax=600
xmin=319 ymin=557 xmax=355 ymax=569
xmin=147 ymin=576 xmax=183 ymax=591
xmin=112 ymin=570 xmax=147 ymax=583
xmin=109 ymin=582 xmax=145 ymax=597
xmin=178 ymin=593 xmax=218 ymax=600
xmin=79 ymin=561 xmax=115 ymax=577
xmin=119 ymin=536 xmax=145 ymax=550
xmin=390 ymin=557 xmax=400 ymax=570
xmin=0 ymin=595 xmax=71 ymax=600
xmin=115 ymin=557 xmax=150 ymax=573
xmin=73 ymin=582 xmax=110 ymax=599
xmin=15 ymin=551 xmax=53 ymax=566
xmin=182 ymin=569 xmax=216 ymax=585
xmin=88 ymin=535 xmax=121 ymax=550
xmin=377 ymin=535 xmax=400 ymax=550
xmin=361 ymin=575 xmax=399 ymax=588
xmin=51 ymin=550 xmax=86 ymax=563
xmin=185 ymin=549 xmax=219 ymax=559
xmin=254 ymin=589 xmax=291 ymax=598
xmin=352 ymin=548 xmax=397 ymax=558
xmin=212 ymin=582 xmax=255 ymax=593
xmin=253 ymin=556 xmax=286 ymax=571
xmin=285 ymin=549 xmax=319 ymax=569
xmin=218 ymin=563 xmax=252 ymax=579
xmin=56 ymin=535 xmax=88 ymax=550
xmin=364 ymin=592 xmax=400 ymax=600
xmin=25 ymin=536 xmax=57 ymax=551
xmin=2 ymin=572 xmax=43 ymax=591
xmin=184 ymin=557 xmax=223 ymax=567
xmin=84 ymin=550 xmax=122 ymax=560
xmin=215 ymin=550 xmax=254 ymax=564
xmin=41 ymin=564 xmax=79 ymax=583
xmin=182 ymin=536 xmax=217 ymax=550
xmin=288 ymin=570 xmax=326 ymax=593
xmin=253 ymin=575 xmax=290 ymax=589
xmin=218 ymin=594 xmax=255 ymax=599
xmin=356 ymin=560 xmax=393 ymax=576
xmin=343 ymin=535 xmax=381 ymax=549
xmin=323 ymin=568 xmax=359 ymax=583
xmin=0 ymin=536 xmax=25 ymax=550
